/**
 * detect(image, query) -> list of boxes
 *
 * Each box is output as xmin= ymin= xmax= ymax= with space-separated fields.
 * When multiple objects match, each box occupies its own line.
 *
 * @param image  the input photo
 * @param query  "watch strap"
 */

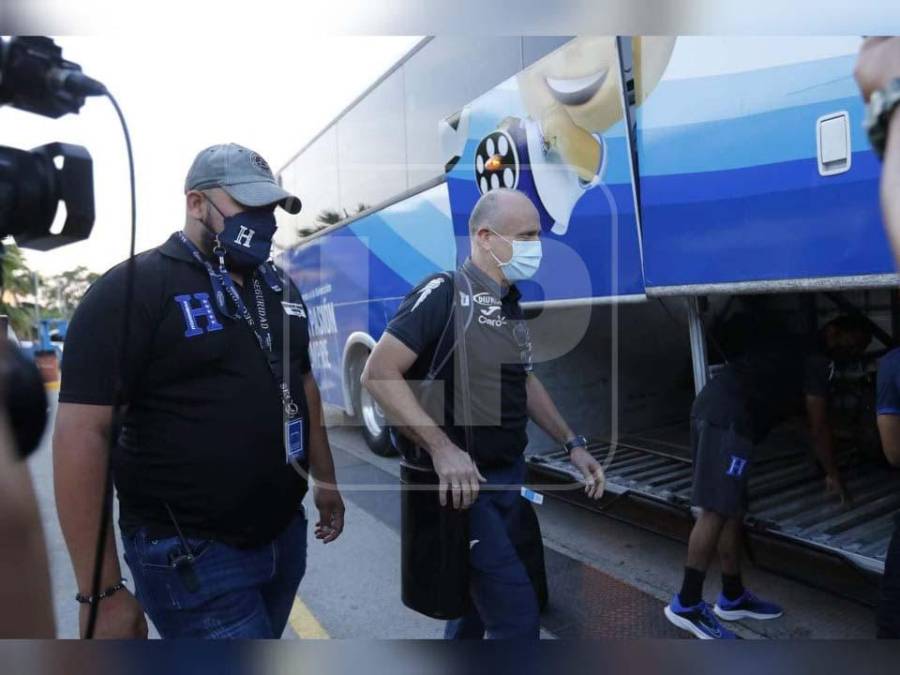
xmin=563 ymin=434 xmax=588 ymax=454
xmin=866 ymin=77 xmax=900 ymax=160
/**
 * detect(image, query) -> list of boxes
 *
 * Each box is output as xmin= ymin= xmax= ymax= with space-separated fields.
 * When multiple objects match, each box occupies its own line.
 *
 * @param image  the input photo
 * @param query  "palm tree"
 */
xmin=1 ymin=242 xmax=37 ymax=337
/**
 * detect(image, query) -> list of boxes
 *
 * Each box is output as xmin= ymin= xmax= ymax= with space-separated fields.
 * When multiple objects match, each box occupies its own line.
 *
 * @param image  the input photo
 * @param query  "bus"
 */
xmin=276 ymin=36 xmax=898 ymax=599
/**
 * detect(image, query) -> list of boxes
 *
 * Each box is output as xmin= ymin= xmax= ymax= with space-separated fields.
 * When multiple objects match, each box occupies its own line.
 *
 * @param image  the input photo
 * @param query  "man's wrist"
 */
xmin=887 ymin=109 xmax=900 ymax=156
xmin=76 ymin=578 xmax=127 ymax=605
xmin=867 ymin=77 xmax=900 ymax=159
xmin=563 ymin=434 xmax=589 ymax=455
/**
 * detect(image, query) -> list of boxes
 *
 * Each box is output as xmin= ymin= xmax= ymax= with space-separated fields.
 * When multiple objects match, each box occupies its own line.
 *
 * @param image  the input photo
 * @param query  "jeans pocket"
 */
xmin=128 ymin=531 xmax=219 ymax=611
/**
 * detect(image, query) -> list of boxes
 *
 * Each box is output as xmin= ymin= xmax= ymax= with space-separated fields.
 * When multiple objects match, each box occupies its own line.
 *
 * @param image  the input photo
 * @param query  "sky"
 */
xmin=2 ymin=35 xmax=421 ymax=276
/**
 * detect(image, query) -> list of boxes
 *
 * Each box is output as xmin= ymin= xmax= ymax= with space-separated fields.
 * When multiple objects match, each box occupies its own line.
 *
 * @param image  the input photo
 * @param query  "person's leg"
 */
xmin=665 ymin=418 xmax=740 ymax=639
xmin=444 ymin=606 xmax=486 ymax=639
xmin=261 ymin=508 xmax=309 ymax=637
xmin=717 ymin=516 xmax=744 ymax=600
xmin=713 ymin=518 xmax=783 ymax=620
xmin=679 ymin=509 xmax=727 ymax=606
xmin=876 ymin=523 xmax=900 ymax=638
xmin=122 ymin=528 xmax=276 ymax=638
xmin=445 ymin=468 xmax=540 ymax=640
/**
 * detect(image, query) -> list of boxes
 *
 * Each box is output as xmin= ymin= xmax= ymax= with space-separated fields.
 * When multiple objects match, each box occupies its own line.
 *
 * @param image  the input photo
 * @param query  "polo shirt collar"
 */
xmin=461 ymin=257 xmax=520 ymax=303
xmin=159 ymin=231 xmax=208 ymax=265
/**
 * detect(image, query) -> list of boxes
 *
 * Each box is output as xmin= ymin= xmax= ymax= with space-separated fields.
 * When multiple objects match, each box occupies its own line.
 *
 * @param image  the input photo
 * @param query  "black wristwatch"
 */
xmin=563 ymin=434 xmax=588 ymax=455
xmin=865 ymin=77 xmax=900 ymax=160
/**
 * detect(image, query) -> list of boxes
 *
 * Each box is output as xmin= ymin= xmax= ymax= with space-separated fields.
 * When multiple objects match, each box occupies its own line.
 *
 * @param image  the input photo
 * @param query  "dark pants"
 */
xmin=444 ymin=457 xmax=541 ymax=640
xmin=877 ymin=522 xmax=900 ymax=639
xmin=122 ymin=508 xmax=307 ymax=638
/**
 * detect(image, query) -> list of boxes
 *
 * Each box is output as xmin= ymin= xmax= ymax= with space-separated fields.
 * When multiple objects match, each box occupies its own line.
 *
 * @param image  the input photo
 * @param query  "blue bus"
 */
xmin=276 ymin=36 xmax=897 ymax=585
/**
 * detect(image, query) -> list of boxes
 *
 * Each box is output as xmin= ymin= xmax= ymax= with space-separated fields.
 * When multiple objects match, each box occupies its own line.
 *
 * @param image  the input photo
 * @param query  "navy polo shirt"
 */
xmin=385 ymin=258 xmax=534 ymax=467
xmin=59 ymin=232 xmax=312 ymax=548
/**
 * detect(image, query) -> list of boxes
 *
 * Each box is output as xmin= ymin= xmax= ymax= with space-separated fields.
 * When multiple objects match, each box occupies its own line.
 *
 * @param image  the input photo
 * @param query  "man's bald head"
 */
xmin=468 ymin=188 xmax=540 ymax=238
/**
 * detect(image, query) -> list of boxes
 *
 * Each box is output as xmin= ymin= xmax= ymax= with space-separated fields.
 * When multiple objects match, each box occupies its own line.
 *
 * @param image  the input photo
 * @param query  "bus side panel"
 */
xmin=444 ymin=37 xmax=664 ymax=302
xmin=284 ymin=183 xmax=456 ymax=408
xmin=637 ymin=37 xmax=891 ymax=290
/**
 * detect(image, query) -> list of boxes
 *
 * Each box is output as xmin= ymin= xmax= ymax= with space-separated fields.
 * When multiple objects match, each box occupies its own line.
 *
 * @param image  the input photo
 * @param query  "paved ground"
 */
xmin=28 ymin=396 xmax=878 ymax=639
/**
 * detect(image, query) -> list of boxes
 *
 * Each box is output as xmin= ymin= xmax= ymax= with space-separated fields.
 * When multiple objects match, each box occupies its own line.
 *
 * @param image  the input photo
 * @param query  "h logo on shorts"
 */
xmin=175 ymin=293 xmax=224 ymax=338
xmin=726 ymin=455 xmax=748 ymax=478
xmin=234 ymin=226 xmax=255 ymax=248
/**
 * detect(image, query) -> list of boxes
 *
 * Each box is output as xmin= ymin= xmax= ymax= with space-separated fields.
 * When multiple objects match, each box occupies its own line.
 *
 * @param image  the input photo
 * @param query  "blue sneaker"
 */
xmin=664 ymin=594 xmax=738 ymax=639
xmin=714 ymin=590 xmax=783 ymax=621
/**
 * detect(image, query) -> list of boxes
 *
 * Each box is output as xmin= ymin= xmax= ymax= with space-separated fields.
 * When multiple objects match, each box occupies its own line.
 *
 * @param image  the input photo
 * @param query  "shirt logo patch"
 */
xmin=725 ymin=455 xmax=748 ymax=478
xmin=281 ymin=301 xmax=307 ymax=318
xmin=473 ymin=291 xmax=498 ymax=306
xmin=478 ymin=305 xmax=506 ymax=328
xmin=174 ymin=293 xmax=224 ymax=338
xmin=411 ymin=277 xmax=445 ymax=312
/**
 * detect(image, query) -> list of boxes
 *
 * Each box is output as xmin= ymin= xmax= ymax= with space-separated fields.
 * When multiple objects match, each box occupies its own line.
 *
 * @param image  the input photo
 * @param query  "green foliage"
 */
xmin=1 ymin=242 xmax=100 ymax=338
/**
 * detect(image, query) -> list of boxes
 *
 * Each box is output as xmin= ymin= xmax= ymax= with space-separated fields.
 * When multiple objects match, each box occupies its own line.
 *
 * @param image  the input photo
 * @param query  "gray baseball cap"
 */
xmin=184 ymin=143 xmax=302 ymax=214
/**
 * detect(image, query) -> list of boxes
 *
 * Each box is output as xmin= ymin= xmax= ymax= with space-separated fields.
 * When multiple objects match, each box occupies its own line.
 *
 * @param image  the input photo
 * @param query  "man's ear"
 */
xmin=185 ymin=191 xmax=207 ymax=222
xmin=475 ymin=227 xmax=492 ymax=250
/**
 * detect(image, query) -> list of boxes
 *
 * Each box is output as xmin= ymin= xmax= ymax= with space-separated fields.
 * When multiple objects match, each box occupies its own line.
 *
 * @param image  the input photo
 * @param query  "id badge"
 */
xmin=284 ymin=417 xmax=306 ymax=464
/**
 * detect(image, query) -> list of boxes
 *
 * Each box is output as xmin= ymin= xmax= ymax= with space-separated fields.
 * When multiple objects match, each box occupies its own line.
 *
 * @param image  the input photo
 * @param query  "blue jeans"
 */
xmin=444 ymin=458 xmax=541 ymax=640
xmin=122 ymin=508 xmax=307 ymax=638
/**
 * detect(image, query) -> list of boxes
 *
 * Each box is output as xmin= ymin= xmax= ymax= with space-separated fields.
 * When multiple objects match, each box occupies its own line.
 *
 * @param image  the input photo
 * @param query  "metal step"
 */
xmin=527 ymin=426 xmax=900 ymax=575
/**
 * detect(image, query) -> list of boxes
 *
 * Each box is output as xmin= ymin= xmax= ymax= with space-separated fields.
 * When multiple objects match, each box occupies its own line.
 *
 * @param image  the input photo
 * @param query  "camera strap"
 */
xmin=176 ymin=232 xmax=299 ymax=420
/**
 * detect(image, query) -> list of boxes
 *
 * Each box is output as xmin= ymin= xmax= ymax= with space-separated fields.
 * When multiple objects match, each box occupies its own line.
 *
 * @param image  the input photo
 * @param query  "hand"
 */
xmin=313 ymin=484 xmax=345 ymax=544
xmin=855 ymin=37 xmax=900 ymax=102
xmin=824 ymin=471 xmax=850 ymax=506
xmin=430 ymin=443 xmax=486 ymax=509
xmin=569 ymin=446 xmax=605 ymax=500
xmin=78 ymin=588 xmax=147 ymax=639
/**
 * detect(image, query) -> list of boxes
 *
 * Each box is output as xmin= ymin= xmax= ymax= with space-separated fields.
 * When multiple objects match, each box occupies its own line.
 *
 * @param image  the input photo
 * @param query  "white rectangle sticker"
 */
xmin=520 ymin=486 xmax=544 ymax=505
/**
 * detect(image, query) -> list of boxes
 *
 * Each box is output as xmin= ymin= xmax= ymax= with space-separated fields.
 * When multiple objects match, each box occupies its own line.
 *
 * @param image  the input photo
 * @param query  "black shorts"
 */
xmin=691 ymin=417 xmax=754 ymax=518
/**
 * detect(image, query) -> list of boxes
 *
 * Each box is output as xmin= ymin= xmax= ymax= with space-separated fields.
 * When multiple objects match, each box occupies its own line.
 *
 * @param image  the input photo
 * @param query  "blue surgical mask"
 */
xmin=203 ymin=195 xmax=277 ymax=269
xmin=489 ymin=228 xmax=542 ymax=282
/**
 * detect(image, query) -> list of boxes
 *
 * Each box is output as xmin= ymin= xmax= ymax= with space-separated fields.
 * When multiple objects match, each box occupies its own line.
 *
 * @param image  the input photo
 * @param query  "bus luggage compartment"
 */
xmin=527 ymin=422 xmax=900 ymax=600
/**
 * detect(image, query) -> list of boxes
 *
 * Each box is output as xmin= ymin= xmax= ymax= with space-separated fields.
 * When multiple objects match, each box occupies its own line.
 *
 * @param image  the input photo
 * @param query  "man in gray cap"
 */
xmin=54 ymin=144 xmax=344 ymax=639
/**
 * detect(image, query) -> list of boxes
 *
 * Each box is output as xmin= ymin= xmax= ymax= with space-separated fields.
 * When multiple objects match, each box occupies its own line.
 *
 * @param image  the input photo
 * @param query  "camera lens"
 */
xmin=3 ymin=341 xmax=48 ymax=460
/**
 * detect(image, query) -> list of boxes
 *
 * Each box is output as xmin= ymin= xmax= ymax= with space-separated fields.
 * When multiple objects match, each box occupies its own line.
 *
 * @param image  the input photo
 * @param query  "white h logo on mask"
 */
xmin=235 ymin=226 xmax=255 ymax=248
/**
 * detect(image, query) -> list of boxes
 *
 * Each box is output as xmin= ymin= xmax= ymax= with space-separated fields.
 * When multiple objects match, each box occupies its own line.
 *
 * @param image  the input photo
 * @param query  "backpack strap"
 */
xmin=426 ymin=270 xmax=474 ymax=381
xmin=451 ymin=270 xmax=476 ymax=456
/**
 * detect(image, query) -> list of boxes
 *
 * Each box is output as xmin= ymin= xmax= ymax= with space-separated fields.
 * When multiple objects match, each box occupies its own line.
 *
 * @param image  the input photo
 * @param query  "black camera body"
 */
xmin=1 ymin=37 xmax=105 ymax=459
xmin=0 ymin=36 xmax=100 ymax=250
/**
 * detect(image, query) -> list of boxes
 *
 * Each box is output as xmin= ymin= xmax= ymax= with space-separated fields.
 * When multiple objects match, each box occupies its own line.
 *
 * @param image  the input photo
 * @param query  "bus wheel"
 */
xmin=354 ymin=354 xmax=397 ymax=457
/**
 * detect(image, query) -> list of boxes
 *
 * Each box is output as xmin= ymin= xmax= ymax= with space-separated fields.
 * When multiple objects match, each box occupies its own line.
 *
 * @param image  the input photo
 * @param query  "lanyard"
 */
xmin=176 ymin=232 xmax=299 ymax=419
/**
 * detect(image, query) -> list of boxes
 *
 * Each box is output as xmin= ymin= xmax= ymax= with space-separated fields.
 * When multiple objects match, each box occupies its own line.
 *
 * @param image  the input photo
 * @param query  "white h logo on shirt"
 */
xmin=235 ymin=226 xmax=255 ymax=248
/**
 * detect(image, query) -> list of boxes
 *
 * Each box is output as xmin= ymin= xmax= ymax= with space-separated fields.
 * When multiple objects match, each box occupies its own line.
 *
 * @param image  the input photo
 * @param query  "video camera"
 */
xmin=0 ymin=36 xmax=104 ymax=249
xmin=1 ymin=36 xmax=107 ymax=459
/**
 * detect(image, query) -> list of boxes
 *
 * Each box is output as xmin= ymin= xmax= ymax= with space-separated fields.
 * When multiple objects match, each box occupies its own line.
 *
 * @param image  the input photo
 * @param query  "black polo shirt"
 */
xmin=386 ymin=258 xmax=533 ymax=467
xmin=692 ymin=345 xmax=832 ymax=444
xmin=59 ymin=232 xmax=311 ymax=548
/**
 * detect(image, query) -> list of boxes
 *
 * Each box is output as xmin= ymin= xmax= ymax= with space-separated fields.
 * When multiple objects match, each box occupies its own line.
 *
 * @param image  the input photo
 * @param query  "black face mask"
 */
xmin=201 ymin=195 xmax=277 ymax=270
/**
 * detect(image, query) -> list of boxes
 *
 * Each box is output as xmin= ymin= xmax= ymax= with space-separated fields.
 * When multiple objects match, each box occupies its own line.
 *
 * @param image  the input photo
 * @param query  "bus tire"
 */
xmin=351 ymin=351 xmax=397 ymax=457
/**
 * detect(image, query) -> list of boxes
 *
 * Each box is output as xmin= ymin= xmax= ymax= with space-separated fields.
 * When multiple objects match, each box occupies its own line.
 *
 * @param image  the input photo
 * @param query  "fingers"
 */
xmin=314 ymin=506 xmax=345 ymax=543
xmin=439 ymin=477 xmax=448 ymax=507
xmin=469 ymin=474 xmax=481 ymax=506
xmin=592 ymin=466 xmax=606 ymax=499
xmin=582 ymin=463 xmax=605 ymax=499
xmin=451 ymin=479 xmax=463 ymax=510
xmin=460 ymin=477 xmax=472 ymax=510
xmin=330 ymin=509 xmax=345 ymax=539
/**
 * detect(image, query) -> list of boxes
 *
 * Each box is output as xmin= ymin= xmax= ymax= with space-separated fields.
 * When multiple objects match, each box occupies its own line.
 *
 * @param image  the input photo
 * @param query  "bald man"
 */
xmin=363 ymin=188 xmax=605 ymax=639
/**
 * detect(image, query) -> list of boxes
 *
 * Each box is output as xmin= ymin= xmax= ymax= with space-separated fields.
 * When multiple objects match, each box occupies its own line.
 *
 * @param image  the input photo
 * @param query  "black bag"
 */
xmin=398 ymin=270 xmax=476 ymax=619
